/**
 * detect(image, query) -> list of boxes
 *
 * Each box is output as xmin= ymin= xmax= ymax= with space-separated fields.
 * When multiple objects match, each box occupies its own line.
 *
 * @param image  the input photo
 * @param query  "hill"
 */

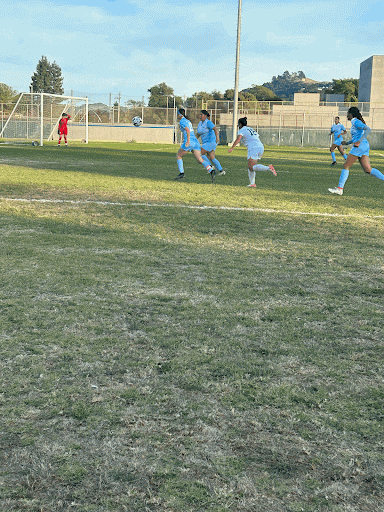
xmin=261 ymin=71 xmax=332 ymax=101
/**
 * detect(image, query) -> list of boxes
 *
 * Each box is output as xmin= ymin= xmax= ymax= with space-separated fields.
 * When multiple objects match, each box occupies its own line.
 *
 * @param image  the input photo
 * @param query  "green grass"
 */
xmin=1 ymin=141 xmax=384 ymax=511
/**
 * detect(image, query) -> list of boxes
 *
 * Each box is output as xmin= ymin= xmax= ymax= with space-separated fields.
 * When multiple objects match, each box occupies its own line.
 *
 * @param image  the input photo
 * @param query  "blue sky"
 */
xmin=1 ymin=0 xmax=384 ymax=103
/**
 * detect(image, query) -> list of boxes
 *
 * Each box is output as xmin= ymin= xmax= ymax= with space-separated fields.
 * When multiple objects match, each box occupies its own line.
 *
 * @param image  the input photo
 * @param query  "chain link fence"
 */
xmin=2 ymin=98 xmax=384 ymax=149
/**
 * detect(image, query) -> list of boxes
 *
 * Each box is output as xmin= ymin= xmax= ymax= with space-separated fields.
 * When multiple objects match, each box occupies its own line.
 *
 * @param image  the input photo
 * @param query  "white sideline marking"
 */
xmin=1 ymin=196 xmax=384 ymax=219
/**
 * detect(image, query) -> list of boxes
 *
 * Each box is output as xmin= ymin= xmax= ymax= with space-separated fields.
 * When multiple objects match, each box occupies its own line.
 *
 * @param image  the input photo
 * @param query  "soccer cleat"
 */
xmin=174 ymin=173 xmax=185 ymax=180
xmin=331 ymin=161 xmax=337 ymax=166
xmin=207 ymin=165 xmax=215 ymax=174
xmin=247 ymin=184 xmax=257 ymax=188
xmin=217 ymin=170 xmax=226 ymax=176
xmin=328 ymin=187 xmax=343 ymax=195
xmin=269 ymin=164 xmax=277 ymax=176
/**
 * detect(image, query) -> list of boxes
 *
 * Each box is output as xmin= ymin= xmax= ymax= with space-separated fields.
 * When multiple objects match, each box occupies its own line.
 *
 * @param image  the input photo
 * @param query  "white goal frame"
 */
xmin=0 ymin=92 xmax=89 ymax=146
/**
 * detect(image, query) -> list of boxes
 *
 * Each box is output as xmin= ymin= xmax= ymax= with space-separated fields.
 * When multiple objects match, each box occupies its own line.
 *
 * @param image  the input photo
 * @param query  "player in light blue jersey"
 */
xmin=329 ymin=116 xmax=347 ymax=165
xmin=175 ymin=108 xmax=214 ymax=180
xmin=228 ymin=117 xmax=276 ymax=187
xmin=196 ymin=110 xmax=225 ymax=177
xmin=328 ymin=107 xmax=384 ymax=195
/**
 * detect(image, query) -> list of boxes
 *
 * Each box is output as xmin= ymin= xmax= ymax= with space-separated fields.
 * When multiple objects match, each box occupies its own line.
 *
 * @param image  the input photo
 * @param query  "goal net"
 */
xmin=0 ymin=92 xmax=88 ymax=145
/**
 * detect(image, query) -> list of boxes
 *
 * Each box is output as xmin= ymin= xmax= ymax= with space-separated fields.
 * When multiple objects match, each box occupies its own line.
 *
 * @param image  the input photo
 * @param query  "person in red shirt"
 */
xmin=58 ymin=113 xmax=71 ymax=146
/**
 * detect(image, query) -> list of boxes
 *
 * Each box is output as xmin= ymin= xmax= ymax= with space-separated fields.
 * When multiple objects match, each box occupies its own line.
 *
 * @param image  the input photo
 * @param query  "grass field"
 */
xmin=1 ymin=141 xmax=384 ymax=512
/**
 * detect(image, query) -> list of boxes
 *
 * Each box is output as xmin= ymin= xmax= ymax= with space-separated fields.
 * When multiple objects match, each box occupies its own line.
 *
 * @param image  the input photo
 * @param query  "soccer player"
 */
xmin=328 ymin=106 xmax=384 ymax=196
xmin=58 ymin=113 xmax=71 ymax=146
xmin=329 ymin=116 xmax=347 ymax=165
xmin=196 ymin=110 xmax=225 ymax=176
xmin=228 ymin=117 xmax=276 ymax=187
xmin=174 ymin=108 xmax=214 ymax=180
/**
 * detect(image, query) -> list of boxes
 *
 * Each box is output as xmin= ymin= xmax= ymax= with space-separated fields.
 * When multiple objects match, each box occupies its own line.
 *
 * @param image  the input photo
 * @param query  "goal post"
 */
xmin=0 ymin=92 xmax=88 ymax=145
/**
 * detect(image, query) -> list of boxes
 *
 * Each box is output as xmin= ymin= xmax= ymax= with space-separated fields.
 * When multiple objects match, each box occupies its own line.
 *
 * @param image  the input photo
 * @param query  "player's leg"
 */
xmin=330 ymin=143 xmax=337 ymax=165
xmin=208 ymin=149 xmax=224 ymax=175
xmin=192 ymin=149 xmax=213 ymax=174
xmin=247 ymin=158 xmax=257 ymax=187
xmin=253 ymin=163 xmax=276 ymax=175
xmin=328 ymin=154 xmax=358 ymax=195
xmin=200 ymin=147 xmax=211 ymax=168
xmin=337 ymin=144 xmax=347 ymax=160
xmin=360 ymin=155 xmax=384 ymax=180
xmin=175 ymin=148 xmax=187 ymax=179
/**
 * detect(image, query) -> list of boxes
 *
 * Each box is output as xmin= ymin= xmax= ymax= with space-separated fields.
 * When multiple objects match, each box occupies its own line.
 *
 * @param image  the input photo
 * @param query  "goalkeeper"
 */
xmin=58 ymin=113 xmax=71 ymax=146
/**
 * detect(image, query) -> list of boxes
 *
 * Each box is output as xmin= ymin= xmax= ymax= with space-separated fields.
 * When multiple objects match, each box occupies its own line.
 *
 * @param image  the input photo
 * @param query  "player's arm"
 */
xmin=228 ymin=134 xmax=242 ymax=152
xmin=185 ymin=126 xmax=191 ymax=146
xmin=213 ymin=126 xmax=220 ymax=144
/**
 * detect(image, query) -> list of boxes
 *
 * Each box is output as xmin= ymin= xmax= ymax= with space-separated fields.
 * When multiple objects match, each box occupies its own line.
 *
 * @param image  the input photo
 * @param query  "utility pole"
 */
xmin=232 ymin=0 xmax=242 ymax=143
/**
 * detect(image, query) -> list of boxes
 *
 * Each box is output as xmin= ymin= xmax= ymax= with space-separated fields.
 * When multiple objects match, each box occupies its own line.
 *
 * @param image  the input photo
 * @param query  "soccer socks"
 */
xmin=177 ymin=159 xmax=184 ymax=173
xmin=201 ymin=155 xmax=211 ymax=167
xmin=370 ymin=168 xmax=384 ymax=180
xmin=211 ymin=158 xmax=223 ymax=171
xmin=253 ymin=164 xmax=270 ymax=172
xmin=248 ymin=170 xmax=256 ymax=185
xmin=338 ymin=169 xmax=349 ymax=189
xmin=331 ymin=152 xmax=336 ymax=162
xmin=343 ymin=154 xmax=347 ymax=160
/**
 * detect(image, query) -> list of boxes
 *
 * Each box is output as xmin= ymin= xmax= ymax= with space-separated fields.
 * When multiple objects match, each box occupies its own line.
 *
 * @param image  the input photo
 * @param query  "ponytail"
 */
xmin=348 ymin=107 xmax=366 ymax=125
xmin=178 ymin=108 xmax=190 ymax=121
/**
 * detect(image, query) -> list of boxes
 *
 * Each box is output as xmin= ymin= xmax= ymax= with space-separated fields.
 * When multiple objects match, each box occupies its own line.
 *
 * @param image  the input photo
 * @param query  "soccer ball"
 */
xmin=32 ymin=141 xmax=39 ymax=146
xmin=132 ymin=116 xmax=142 ymax=127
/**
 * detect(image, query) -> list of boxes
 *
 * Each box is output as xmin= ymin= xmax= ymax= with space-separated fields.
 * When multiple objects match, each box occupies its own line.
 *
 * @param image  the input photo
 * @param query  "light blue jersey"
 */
xmin=349 ymin=118 xmax=370 ymax=157
xmin=197 ymin=119 xmax=216 ymax=144
xmin=179 ymin=117 xmax=200 ymax=151
xmin=350 ymin=118 xmax=369 ymax=144
xmin=331 ymin=123 xmax=345 ymax=145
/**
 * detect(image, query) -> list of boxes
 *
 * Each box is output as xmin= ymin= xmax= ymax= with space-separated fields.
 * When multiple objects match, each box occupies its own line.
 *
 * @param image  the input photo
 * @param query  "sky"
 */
xmin=1 ymin=0 xmax=384 ymax=104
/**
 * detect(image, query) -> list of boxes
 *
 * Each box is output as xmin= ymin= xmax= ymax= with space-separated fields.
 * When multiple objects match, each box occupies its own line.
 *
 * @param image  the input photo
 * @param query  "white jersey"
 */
xmin=238 ymin=126 xmax=263 ymax=150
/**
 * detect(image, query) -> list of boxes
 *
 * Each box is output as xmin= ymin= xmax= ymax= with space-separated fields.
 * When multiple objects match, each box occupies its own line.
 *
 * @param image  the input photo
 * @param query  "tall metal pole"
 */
xmin=232 ymin=0 xmax=242 ymax=143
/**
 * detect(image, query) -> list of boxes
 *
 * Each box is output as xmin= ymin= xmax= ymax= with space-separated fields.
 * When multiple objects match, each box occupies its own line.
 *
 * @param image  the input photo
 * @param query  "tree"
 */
xmin=326 ymin=78 xmax=359 ymax=102
xmin=0 ymin=83 xmax=18 ymax=103
xmin=30 ymin=56 xmax=64 ymax=94
xmin=242 ymin=85 xmax=281 ymax=101
xmin=147 ymin=83 xmax=182 ymax=108
xmin=186 ymin=91 xmax=214 ymax=108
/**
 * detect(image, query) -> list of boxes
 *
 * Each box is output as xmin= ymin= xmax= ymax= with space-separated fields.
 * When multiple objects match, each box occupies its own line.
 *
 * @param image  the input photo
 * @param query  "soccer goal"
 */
xmin=0 ymin=92 xmax=88 ymax=146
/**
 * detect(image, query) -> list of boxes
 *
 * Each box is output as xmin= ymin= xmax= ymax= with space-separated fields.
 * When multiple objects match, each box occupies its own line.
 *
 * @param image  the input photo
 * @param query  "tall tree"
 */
xmin=147 ymin=83 xmax=182 ymax=108
xmin=0 ymin=83 xmax=18 ymax=103
xmin=30 ymin=56 xmax=64 ymax=94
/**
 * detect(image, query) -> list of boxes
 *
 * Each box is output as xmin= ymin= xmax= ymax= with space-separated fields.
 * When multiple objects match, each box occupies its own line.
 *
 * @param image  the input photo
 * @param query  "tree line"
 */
xmin=0 ymin=59 xmax=360 ymax=109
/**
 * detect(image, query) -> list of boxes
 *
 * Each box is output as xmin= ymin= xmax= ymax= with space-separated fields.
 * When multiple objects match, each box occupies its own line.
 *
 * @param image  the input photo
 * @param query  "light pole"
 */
xmin=232 ymin=0 xmax=242 ymax=143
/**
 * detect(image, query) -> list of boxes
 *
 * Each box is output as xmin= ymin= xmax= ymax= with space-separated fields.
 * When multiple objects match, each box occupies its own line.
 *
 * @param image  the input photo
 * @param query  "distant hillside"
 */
xmin=261 ymin=71 xmax=332 ymax=101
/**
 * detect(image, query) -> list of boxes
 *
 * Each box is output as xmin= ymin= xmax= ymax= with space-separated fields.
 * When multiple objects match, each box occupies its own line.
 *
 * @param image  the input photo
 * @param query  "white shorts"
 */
xmin=247 ymin=145 xmax=264 ymax=161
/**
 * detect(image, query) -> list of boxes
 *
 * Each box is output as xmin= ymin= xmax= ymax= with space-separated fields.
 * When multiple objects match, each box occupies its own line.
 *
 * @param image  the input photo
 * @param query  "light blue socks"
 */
xmin=338 ymin=169 xmax=349 ymax=188
xmin=177 ymin=159 xmax=184 ymax=173
xmin=212 ymin=158 xmax=223 ymax=171
xmin=370 ymin=168 xmax=384 ymax=180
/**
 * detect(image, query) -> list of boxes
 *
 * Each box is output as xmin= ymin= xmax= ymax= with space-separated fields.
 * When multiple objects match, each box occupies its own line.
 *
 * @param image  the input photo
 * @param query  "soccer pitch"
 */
xmin=1 ymin=142 xmax=384 ymax=512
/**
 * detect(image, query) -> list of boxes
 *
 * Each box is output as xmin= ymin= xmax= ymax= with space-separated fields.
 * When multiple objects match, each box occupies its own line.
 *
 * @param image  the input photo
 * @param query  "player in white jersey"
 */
xmin=329 ymin=116 xmax=347 ymax=165
xmin=196 ymin=110 xmax=225 ymax=177
xmin=174 ymin=108 xmax=214 ymax=180
xmin=328 ymin=107 xmax=384 ymax=195
xmin=228 ymin=117 xmax=276 ymax=187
